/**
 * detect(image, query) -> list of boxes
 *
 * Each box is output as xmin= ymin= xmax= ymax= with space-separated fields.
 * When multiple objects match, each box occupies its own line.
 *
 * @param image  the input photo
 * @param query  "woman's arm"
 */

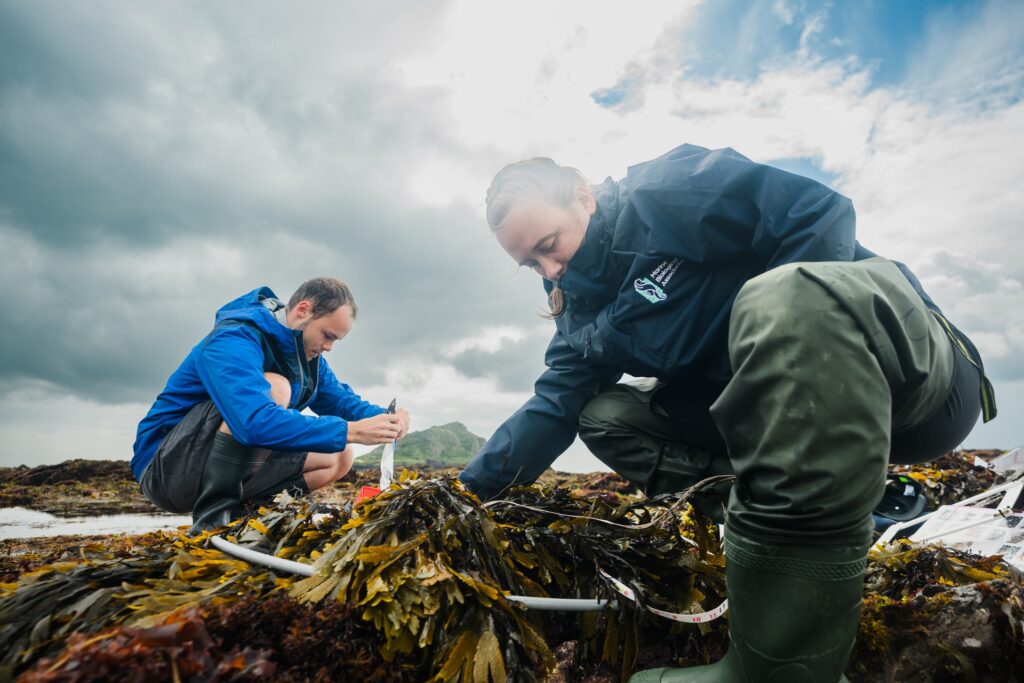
xmin=459 ymin=332 xmax=620 ymax=499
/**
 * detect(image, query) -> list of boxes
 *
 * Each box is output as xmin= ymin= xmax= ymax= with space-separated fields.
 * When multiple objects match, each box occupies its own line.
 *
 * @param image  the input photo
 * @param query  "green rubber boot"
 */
xmin=189 ymin=432 xmax=251 ymax=534
xmin=630 ymin=530 xmax=867 ymax=683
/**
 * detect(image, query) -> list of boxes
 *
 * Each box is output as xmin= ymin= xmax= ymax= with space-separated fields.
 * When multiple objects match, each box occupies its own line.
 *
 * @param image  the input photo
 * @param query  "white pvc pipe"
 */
xmin=504 ymin=596 xmax=616 ymax=611
xmin=210 ymin=535 xmax=315 ymax=576
xmin=210 ymin=535 xmax=615 ymax=612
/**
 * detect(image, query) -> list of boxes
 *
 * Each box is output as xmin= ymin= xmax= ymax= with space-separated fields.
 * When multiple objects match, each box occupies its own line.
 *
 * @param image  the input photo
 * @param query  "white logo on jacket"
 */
xmin=634 ymin=258 xmax=682 ymax=303
xmin=634 ymin=278 xmax=666 ymax=303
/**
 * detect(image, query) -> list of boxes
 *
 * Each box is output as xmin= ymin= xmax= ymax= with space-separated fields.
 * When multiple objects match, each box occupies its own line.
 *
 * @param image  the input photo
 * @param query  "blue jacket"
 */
xmin=131 ymin=287 xmax=384 ymax=480
xmin=460 ymin=144 xmax=939 ymax=499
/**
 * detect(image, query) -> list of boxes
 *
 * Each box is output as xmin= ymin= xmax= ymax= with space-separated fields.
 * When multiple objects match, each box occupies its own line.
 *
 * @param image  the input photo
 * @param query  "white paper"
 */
xmin=380 ymin=440 xmax=395 ymax=490
xmin=909 ymin=504 xmax=1024 ymax=570
xmin=986 ymin=447 xmax=1024 ymax=474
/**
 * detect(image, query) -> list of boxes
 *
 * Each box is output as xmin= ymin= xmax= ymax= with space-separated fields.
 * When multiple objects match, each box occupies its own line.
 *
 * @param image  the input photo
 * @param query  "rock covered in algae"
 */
xmin=19 ymin=599 xmax=408 ymax=683
xmin=1 ymin=474 xmax=726 ymax=682
xmin=891 ymin=451 xmax=1007 ymax=509
xmin=849 ymin=541 xmax=1024 ymax=682
xmin=1 ymin=472 xmax=1022 ymax=682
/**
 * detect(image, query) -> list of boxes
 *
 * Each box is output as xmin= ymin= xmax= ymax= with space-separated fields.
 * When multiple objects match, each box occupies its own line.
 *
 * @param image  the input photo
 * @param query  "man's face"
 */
xmin=291 ymin=303 xmax=354 ymax=360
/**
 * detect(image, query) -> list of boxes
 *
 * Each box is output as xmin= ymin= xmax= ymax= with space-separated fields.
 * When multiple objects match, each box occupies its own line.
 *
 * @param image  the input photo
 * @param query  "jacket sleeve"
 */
xmin=308 ymin=361 xmax=386 ymax=421
xmin=459 ymin=332 xmax=620 ymax=499
xmin=196 ymin=326 xmax=350 ymax=451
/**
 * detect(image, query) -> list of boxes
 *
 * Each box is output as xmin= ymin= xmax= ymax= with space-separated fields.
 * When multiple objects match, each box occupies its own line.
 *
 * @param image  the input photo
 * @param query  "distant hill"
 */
xmin=356 ymin=422 xmax=485 ymax=470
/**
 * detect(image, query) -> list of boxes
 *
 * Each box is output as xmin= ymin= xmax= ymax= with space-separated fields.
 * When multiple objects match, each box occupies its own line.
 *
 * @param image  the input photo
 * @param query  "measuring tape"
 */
xmin=598 ymin=570 xmax=729 ymax=624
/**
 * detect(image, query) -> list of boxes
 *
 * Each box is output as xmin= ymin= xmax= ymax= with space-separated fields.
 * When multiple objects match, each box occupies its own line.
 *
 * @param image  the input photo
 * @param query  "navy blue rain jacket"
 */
xmin=131 ymin=287 xmax=384 ymax=481
xmin=460 ymin=144 xmax=935 ymax=499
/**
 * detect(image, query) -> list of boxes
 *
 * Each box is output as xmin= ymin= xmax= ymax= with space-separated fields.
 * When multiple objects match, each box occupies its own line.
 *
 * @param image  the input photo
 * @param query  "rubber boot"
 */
xmin=630 ymin=529 xmax=867 ymax=683
xmin=189 ymin=432 xmax=251 ymax=534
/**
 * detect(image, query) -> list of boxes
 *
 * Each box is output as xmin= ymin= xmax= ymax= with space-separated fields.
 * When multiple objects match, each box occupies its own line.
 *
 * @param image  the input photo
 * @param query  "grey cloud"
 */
xmin=0 ymin=3 xmax=170 ymax=97
xmin=0 ymin=1 xmax=460 ymax=249
xmin=912 ymin=249 xmax=1024 ymax=382
xmin=446 ymin=334 xmax=550 ymax=393
xmin=914 ymin=250 xmax=1015 ymax=296
xmin=0 ymin=1 xmax=549 ymax=410
xmin=0 ymin=226 xmax=239 ymax=403
xmin=0 ymin=207 xmax=546 ymax=404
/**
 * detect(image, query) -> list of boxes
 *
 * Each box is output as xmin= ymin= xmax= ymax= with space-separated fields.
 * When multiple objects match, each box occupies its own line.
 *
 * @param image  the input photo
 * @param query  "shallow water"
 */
xmin=0 ymin=506 xmax=191 ymax=539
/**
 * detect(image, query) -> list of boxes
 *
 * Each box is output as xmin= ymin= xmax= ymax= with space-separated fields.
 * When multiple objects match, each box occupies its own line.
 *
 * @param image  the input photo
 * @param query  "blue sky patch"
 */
xmin=590 ymin=65 xmax=646 ymax=112
xmin=670 ymin=0 xmax=990 ymax=87
xmin=764 ymin=156 xmax=839 ymax=188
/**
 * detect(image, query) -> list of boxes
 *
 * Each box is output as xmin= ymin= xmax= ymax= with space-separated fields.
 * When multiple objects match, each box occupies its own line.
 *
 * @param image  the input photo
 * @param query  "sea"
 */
xmin=0 ymin=507 xmax=191 ymax=539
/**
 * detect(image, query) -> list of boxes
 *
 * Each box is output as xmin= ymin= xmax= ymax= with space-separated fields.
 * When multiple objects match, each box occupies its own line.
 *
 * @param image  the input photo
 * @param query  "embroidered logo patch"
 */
xmin=634 ymin=277 xmax=666 ymax=303
xmin=633 ymin=258 xmax=682 ymax=303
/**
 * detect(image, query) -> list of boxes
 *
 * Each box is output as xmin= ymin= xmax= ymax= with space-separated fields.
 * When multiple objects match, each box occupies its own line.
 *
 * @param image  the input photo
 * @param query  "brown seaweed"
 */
xmin=1 ymin=471 xmax=1022 ymax=682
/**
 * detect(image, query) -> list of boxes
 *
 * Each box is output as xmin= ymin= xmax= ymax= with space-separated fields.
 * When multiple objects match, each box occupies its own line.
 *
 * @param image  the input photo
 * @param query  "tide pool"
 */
xmin=0 ymin=507 xmax=191 ymax=539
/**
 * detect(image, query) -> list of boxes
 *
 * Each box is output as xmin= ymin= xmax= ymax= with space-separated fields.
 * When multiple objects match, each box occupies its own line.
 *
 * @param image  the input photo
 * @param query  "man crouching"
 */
xmin=131 ymin=277 xmax=410 ymax=532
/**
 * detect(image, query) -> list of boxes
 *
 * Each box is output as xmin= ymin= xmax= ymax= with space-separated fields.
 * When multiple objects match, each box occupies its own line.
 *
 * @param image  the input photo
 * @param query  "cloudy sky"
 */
xmin=1 ymin=0 xmax=1022 ymax=472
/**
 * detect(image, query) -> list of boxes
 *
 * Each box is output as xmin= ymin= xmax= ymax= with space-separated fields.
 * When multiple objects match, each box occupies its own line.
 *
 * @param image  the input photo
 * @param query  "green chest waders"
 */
xmin=631 ymin=258 xmax=983 ymax=683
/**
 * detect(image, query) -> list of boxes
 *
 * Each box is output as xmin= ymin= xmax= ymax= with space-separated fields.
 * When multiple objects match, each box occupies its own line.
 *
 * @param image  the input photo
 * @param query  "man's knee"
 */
xmin=264 ymin=372 xmax=292 ymax=408
xmin=304 ymin=447 xmax=355 ymax=492
xmin=336 ymin=446 xmax=354 ymax=479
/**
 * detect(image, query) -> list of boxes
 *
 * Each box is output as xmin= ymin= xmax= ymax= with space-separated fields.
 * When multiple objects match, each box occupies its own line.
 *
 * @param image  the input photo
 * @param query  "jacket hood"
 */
xmin=214 ymin=287 xmax=301 ymax=347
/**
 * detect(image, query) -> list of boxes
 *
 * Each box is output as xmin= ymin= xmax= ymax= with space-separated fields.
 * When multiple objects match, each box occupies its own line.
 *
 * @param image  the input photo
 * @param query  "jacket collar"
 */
xmin=556 ymin=180 xmax=623 ymax=307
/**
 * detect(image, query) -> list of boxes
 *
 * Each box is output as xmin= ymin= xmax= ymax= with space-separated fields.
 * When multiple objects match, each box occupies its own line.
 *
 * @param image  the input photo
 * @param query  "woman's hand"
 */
xmin=347 ymin=413 xmax=402 ymax=445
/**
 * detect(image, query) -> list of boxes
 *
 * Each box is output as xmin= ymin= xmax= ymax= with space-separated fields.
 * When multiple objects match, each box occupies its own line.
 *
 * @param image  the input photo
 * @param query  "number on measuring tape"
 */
xmin=598 ymin=569 xmax=728 ymax=624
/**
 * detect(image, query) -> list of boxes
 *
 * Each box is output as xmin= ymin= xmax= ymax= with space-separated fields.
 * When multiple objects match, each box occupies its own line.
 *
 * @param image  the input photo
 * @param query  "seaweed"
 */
xmin=849 ymin=541 xmax=1024 ymax=682
xmin=892 ymin=451 xmax=1005 ymax=509
xmin=1 ymin=474 xmax=726 ymax=681
xmin=21 ymin=598 xmax=409 ymax=683
xmin=2 ymin=472 xmax=1022 ymax=682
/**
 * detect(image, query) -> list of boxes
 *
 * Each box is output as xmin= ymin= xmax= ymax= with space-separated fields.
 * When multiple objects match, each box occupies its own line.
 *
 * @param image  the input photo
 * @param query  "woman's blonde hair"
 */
xmin=485 ymin=157 xmax=586 ymax=317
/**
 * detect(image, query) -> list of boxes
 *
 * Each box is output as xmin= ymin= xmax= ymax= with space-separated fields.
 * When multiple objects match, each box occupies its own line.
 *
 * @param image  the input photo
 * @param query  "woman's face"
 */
xmin=495 ymin=186 xmax=596 ymax=282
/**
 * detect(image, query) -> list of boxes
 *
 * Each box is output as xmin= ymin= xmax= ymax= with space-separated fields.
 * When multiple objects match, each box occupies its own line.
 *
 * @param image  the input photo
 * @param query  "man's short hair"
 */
xmin=288 ymin=277 xmax=358 ymax=319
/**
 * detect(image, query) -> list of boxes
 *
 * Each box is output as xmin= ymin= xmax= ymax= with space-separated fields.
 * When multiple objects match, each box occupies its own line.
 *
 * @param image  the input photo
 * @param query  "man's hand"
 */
xmin=347 ymin=413 xmax=402 ymax=445
xmin=395 ymin=408 xmax=411 ymax=439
